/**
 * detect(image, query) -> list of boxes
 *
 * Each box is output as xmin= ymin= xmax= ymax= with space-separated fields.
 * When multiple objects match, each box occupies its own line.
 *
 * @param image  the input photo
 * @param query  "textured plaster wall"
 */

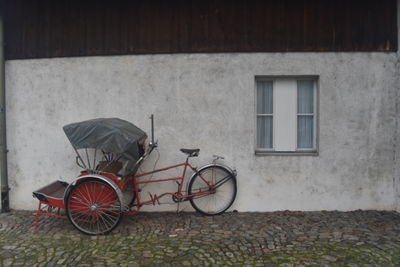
xmin=5 ymin=50 xmax=399 ymax=211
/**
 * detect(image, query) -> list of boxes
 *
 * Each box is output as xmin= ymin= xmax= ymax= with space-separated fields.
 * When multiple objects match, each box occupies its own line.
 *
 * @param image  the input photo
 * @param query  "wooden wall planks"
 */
xmin=4 ymin=0 xmax=398 ymax=60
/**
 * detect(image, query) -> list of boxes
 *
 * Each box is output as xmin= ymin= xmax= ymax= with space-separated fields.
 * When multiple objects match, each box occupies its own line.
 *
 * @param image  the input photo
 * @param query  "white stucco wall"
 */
xmin=4 ymin=49 xmax=399 ymax=211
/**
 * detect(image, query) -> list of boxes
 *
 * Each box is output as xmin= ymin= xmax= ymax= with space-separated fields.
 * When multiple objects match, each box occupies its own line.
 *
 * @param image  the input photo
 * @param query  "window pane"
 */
xmin=297 ymin=116 xmax=313 ymax=148
xmin=297 ymin=80 xmax=314 ymax=113
xmin=257 ymin=81 xmax=273 ymax=114
xmin=257 ymin=116 xmax=273 ymax=148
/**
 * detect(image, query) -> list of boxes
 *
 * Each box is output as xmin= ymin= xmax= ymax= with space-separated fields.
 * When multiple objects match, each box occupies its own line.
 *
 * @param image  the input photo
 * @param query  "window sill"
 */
xmin=255 ymin=150 xmax=319 ymax=156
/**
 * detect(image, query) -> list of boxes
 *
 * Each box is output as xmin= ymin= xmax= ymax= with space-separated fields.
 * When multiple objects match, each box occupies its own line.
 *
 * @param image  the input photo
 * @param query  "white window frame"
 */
xmin=255 ymin=76 xmax=319 ymax=156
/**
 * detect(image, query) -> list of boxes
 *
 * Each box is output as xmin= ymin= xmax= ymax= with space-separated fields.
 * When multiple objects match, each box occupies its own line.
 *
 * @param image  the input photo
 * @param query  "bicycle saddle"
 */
xmin=180 ymin=148 xmax=200 ymax=157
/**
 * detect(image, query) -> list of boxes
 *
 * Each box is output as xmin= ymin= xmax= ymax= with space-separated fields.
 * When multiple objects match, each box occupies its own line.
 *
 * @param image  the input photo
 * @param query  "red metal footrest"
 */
xmin=33 ymin=181 xmax=69 ymax=233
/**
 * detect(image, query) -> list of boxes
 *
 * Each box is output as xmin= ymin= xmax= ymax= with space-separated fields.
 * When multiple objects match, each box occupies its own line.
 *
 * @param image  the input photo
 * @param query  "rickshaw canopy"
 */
xmin=63 ymin=118 xmax=147 ymax=173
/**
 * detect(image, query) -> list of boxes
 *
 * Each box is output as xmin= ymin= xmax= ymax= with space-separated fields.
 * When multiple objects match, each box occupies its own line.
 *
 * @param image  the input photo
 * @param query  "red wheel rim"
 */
xmin=67 ymin=180 xmax=121 ymax=234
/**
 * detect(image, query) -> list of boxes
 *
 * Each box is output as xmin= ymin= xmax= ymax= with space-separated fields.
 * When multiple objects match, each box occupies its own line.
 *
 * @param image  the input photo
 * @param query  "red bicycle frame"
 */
xmin=125 ymin=157 xmax=214 ymax=215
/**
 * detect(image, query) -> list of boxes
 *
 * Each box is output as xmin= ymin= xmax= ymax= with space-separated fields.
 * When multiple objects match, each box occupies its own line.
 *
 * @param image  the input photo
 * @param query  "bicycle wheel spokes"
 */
xmin=66 ymin=179 xmax=123 ymax=235
xmin=189 ymin=166 xmax=237 ymax=215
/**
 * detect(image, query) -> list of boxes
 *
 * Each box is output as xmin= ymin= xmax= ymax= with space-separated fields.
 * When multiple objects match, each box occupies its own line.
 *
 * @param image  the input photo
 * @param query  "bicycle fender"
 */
xmin=186 ymin=163 xmax=237 ymax=193
xmin=63 ymin=174 xmax=124 ymax=212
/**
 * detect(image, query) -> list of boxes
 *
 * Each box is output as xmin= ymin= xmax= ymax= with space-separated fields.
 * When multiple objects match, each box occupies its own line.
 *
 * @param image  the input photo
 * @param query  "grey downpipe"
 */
xmin=0 ymin=7 xmax=9 ymax=212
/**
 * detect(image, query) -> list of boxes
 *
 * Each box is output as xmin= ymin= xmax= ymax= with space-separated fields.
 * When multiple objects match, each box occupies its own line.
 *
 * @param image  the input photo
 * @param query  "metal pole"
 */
xmin=0 ymin=2 xmax=10 ymax=213
xmin=150 ymin=114 xmax=154 ymax=146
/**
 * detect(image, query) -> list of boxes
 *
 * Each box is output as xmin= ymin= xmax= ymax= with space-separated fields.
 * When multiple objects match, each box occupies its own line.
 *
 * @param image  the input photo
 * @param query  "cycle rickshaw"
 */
xmin=33 ymin=116 xmax=237 ymax=235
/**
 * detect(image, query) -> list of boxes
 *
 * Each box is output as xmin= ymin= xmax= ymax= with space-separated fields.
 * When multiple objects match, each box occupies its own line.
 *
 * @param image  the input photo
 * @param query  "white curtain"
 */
xmin=256 ymin=81 xmax=273 ymax=148
xmin=297 ymin=80 xmax=314 ymax=148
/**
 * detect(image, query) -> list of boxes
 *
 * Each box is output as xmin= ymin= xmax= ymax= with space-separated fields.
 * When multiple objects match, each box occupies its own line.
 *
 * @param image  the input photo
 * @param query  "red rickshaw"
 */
xmin=33 ymin=116 xmax=237 ymax=235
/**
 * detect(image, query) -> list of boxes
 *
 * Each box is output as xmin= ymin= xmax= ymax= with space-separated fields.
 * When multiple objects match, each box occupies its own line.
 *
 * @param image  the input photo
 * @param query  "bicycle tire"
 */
xmin=188 ymin=165 xmax=237 ymax=215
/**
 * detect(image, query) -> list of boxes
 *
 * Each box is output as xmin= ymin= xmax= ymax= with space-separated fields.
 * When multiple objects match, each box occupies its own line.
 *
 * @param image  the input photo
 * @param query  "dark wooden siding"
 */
xmin=3 ymin=0 xmax=398 ymax=60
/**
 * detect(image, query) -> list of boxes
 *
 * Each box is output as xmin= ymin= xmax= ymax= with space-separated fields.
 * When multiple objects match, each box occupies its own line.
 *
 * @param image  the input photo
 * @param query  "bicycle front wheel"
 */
xmin=188 ymin=165 xmax=237 ymax=215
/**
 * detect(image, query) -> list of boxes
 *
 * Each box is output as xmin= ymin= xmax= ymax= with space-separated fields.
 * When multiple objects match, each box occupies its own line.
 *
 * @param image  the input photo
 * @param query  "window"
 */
xmin=256 ymin=77 xmax=318 ymax=154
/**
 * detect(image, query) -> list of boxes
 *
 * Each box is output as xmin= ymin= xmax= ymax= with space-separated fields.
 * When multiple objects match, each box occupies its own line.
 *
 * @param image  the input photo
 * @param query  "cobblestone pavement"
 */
xmin=0 ymin=210 xmax=399 ymax=266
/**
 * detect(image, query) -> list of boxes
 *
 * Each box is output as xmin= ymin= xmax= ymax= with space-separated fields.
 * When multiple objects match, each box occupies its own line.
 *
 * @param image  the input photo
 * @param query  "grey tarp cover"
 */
xmin=63 ymin=118 xmax=147 ymax=175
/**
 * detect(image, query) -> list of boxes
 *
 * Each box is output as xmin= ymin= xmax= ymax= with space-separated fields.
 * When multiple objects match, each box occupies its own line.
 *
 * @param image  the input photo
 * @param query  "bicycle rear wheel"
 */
xmin=188 ymin=165 xmax=237 ymax=215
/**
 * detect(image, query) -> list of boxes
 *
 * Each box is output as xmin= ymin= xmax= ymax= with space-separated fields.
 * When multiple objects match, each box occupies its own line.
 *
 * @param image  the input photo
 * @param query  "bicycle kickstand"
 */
xmin=176 ymin=199 xmax=181 ymax=215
